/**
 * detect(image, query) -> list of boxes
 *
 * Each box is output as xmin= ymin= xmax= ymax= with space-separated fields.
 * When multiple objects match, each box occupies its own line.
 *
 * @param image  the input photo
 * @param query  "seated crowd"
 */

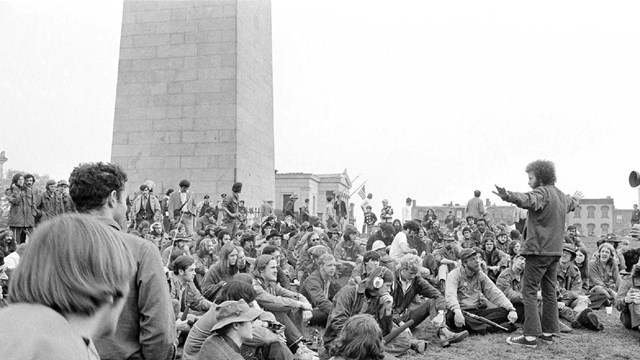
xmin=1 ymin=166 xmax=639 ymax=360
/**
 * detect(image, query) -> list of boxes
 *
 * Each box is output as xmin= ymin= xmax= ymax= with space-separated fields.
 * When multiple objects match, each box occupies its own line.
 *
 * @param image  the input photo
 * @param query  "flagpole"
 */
xmin=349 ymin=180 xmax=368 ymax=198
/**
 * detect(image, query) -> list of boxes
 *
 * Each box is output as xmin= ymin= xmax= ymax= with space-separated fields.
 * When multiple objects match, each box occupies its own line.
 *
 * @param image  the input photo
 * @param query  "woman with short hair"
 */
xmin=0 ymin=214 xmax=135 ymax=359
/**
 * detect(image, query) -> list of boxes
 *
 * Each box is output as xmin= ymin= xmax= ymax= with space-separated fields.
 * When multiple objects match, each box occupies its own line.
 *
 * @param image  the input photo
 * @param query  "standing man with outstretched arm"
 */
xmin=494 ymin=159 xmax=583 ymax=348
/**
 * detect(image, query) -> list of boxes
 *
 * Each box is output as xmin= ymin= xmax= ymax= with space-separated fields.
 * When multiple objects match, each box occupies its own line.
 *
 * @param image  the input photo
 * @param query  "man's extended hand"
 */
xmin=572 ymin=191 xmax=584 ymax=200
xmin=493 ymin=185 xmax=508 ymax=200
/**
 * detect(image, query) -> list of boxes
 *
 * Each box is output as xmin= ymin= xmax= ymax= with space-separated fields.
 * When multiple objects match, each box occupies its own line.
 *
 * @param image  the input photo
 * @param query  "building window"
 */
xmin=601 ymin=206 xmax=609 ymax=219
xmin=574 ymin=223 xmax=582 ymax=233
xmin=601 ymin=223 xmax=610 ymax=235
xmin=573 ymin=206 xmax=581 ymax=218
xmin=586 ymin=223 xmax=596 ymax=237
xmin=587 ymin=206 xmax=596 ymax=219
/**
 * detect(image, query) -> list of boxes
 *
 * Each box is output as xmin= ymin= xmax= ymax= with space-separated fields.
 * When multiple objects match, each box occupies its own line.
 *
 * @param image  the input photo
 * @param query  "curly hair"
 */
xmin=329 ymin=314 xmax=384 ymax=360
xmin=525 ymin=159 xmax=556 ymax=186
xmin=69 ymin=162 xmax=128 ymax=212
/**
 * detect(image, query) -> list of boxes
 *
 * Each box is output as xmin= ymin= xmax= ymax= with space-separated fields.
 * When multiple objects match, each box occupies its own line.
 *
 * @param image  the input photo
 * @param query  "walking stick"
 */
xmin=462 ymin=310 xmax=509 ymax=331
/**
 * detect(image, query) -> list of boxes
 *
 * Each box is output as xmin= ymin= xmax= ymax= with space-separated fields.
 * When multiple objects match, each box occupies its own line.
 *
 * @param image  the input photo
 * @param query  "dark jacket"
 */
xmin=93 ymin=218 xmax=175 ymax=360
xmin=504 ymin=185 xmax=579 ymax=256
xmin=391 ymin=270 xmax=445 ymax=316
xmin=300 ymin=269 xmax=341 ymax=314
xmin=324 ymin=284 xmax=391 ymax=348
xmin=35 ymin=190 xmax=64 ymax=222
xmin=6 ymin=186 xmax=35 ymax=227
xmin=557 ymin=261 xmax=584 ymax=298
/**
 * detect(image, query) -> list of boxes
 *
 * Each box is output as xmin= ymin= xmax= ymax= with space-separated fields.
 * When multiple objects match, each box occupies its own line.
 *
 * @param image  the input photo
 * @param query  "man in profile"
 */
xmin=69 ymin=162 xmax=175 ymax=360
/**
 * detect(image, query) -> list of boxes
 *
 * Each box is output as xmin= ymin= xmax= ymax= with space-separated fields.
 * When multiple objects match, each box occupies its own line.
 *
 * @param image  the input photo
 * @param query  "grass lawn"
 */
xmin=404 ymin=235 xmax=640 ymax=359
xmin=327 ymin=235 xmax=640 ymax=359
xmin=402 ymin=307 xmax=640 ymax=360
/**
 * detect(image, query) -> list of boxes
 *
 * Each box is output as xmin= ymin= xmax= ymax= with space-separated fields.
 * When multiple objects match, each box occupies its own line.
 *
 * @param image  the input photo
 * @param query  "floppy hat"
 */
xmin=211 ymin=299 xmax=263 ymax=332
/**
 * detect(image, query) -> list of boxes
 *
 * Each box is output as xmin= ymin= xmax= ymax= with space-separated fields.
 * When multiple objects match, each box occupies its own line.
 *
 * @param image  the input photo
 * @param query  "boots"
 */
xmin=437 ymin=327 xmax=469 ymax=348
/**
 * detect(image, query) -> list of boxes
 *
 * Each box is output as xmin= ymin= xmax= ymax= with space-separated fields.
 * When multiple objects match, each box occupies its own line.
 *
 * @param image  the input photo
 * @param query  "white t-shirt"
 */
xmin=402 ymin=206 xmax=412 ymax=223
xmin=389 ymin=231 xmax=409 ymax=260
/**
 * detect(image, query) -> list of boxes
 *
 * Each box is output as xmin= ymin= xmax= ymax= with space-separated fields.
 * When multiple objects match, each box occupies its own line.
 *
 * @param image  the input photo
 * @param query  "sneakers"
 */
xmin=506 ymin=335 xmax=537 ymax=348
xmin=437 ymin=327 xmax=469 ymax=348
xmin=538 ymin=334 xmax=554 ymax=344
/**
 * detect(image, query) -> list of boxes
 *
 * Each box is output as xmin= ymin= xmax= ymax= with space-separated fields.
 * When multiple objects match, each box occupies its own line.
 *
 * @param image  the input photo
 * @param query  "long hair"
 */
xmin=596 ymin=243 xmax=616 ymax=265
xmin=575 ymin=247 xmax=589 ymax=280
xmin=10 ymin=173 xmax=24 ymax=189
xmin=9 ymin=214 xmax=135 ymax=316
xmin=525 ymin=159 xmax=556 ymax=186
xmin=329 ymin=314 xmax=384 ymax=360
xmin=508 ymin=240 xmax=521 ymax=257
xmin=252 ymin=254 xmax=277 ymax=281
xmin=216 ymin=242 xmax=239 ymax=279
xmin=197 ymin=238 xmax=214 ymax=259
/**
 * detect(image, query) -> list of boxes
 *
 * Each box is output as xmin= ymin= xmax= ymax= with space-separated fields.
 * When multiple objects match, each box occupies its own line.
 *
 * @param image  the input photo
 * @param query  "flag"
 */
xmin=358 ymin=184 xmax=366 ymax=200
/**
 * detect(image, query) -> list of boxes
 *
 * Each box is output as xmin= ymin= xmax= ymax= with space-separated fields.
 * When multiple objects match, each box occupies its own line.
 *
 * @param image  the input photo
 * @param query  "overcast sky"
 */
xmin=1 ymin=1 xmax=639 ymax=217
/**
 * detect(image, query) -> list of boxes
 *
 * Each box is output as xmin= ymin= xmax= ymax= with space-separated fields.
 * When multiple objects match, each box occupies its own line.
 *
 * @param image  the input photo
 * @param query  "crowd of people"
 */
xmin=1 ymin=160 xmax=639 ymax=360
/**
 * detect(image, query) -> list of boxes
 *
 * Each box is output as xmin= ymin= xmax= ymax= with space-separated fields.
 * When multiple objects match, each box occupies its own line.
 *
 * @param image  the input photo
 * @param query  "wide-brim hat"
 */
xmin=562 ymin=243 xmax=577 ymax=257
xmin=291 ymin=193 xmax=299 ymax=199
xmin=211 ymin=299 xmax=263 ymax=332
xmin=605 ymin=233 xmax=621 ymax=243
